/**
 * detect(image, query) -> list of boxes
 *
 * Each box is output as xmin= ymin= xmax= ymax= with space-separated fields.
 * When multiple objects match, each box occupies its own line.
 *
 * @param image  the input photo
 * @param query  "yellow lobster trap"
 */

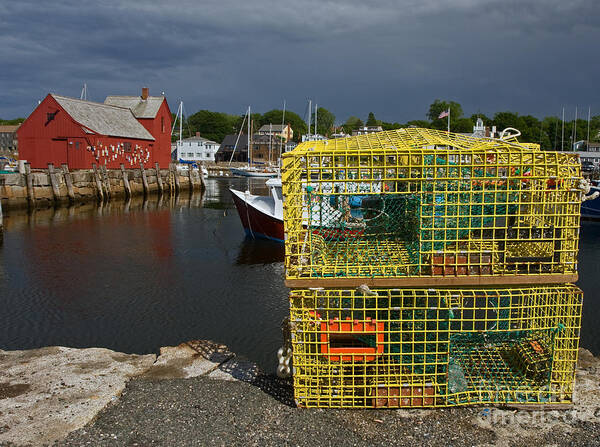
xmin=289 ymin=285 xmax=582 ymax=408
xmin=281 ymin=128 xmax=582 ymax=287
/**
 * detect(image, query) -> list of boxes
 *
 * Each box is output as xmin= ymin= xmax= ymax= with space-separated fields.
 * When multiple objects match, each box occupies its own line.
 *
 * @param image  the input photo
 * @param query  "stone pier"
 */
xmin=0 ymin=163 xmax=204 ymax=211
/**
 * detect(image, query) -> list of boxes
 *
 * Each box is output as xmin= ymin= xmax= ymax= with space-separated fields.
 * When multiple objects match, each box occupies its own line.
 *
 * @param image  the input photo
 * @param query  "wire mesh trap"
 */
xmin=282 ymin=128 xmax=582 ymax=285
xmin=289 ymin=285 xmax=582 ymax=408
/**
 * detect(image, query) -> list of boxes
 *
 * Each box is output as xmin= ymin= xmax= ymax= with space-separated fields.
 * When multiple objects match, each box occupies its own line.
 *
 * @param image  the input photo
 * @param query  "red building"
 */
xmin=17 ymin=88 xmax=172 ymax=169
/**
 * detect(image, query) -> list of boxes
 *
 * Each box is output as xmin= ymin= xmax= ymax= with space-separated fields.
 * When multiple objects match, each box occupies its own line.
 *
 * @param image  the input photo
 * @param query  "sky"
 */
xmin=1 ymin=0 xmax=599 ymax=124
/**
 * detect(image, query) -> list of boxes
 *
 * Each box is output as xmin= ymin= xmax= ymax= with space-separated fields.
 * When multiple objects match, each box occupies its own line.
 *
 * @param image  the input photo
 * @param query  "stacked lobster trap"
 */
xmin=281 ymin=128 xmax=585 ymax=408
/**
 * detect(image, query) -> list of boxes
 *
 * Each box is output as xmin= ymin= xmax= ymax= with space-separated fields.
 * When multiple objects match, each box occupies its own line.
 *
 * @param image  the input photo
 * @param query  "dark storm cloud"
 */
xmin=2 ymin=0 xmax=599 ymax=122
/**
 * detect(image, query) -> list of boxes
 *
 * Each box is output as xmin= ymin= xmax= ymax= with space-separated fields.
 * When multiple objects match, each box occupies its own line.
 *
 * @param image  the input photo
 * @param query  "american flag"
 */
xmin=438 ymin=109 xmax=449 ymax=119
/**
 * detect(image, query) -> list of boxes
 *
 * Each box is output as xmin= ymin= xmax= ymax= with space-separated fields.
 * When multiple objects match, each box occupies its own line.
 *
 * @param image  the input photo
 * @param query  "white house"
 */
xmin=176 ymin=133 xmax=220 ymax=163
xmin=351 ymin=126 xmax=383 ymax=136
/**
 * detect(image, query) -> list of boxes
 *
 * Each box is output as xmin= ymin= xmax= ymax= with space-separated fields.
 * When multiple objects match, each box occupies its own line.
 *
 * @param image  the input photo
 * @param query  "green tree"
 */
xmin=314 ymin=107 xmax=335 ymax=136
xmin=427 ymin=99 xmax=463 ymax=131
xmin=248 ymin=112 xmax=263 ymax=134
xmin=491 ymin=112 xmax=524 ymax=134
xmin=454 ymin=118 xmax=474 ymax=133
xmin=380 ymin=121 xmax=403 ymax=131
xmin=0 ymin=118 xmax=25 ymax=125
xmin=406 ymin=120 xmax=431 ymax=128
xmin=186 ymin=110 xmax=241 ymax=143
xmin=590 ymin=115 xmax=600 ymax=141
xmin=366 ymin=112 xmax=378 ymax=127
xmin=342 ymin=116 xmax=360 ymax=134
xmin=542 ymin=116 xmax=562 ymax=150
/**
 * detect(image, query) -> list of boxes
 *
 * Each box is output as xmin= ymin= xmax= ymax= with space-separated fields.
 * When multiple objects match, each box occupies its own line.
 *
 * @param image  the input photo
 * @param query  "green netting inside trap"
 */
xmin=306 ymin=180 xmax=520 ymax=277
xmin=448 ymin=330 xmax=556 ymax=404
xmin=327 ymin=293 xmax=451 ymax=378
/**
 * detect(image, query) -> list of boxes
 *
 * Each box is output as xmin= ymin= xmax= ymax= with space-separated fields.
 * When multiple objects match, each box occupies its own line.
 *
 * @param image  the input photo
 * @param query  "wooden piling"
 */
xmin=170 ymin=163 xmax=180 ymax=194
xmin=120 ymin=164 xmax=131 ymax=199
xmin=25 ymin=163 xmax=34 ymax=207
xmin=47 ymin=164 xmax=61 ymax=202
xmin=92 ymin=163 xmax=104 ymax=202
xmin=155 ymin=162 xmax=163 ymax=195
xmin=173 ymin=165 xmax=180 ymax=194
xmin=100 ymin=165 xmax=111 ymax=199
xmin=140 ymin=163 xmax=149 ymax=196
xmin=61 ymin=164 xmax=75 ymax=203
xmin=188 ymin=165 xmax=194 ymax=192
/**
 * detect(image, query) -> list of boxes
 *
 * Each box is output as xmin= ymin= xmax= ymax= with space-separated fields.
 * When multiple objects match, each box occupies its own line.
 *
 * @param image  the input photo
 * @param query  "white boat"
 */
xmin=177 ymin=163 xmax=209 ymax=178
xmin=230 ymin=178 xmax=284 ymax=241
xmin=230 ymin=166 xmax=278 ymax=178
xmin=229 ymin=178 xmax=346 ymax=241
xmin=581 ymin=181 xmax=600 ymax=219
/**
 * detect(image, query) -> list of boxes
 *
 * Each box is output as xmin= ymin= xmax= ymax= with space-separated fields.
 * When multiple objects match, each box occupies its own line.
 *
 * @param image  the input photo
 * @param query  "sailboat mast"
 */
xmin=561 ymin=107 xmax=565 ymax=151
xmin=587 ymin=106 xmax=591 ymax=145
xmin=279 ymin=100 xmax=286 ymax=161
xmin=179 ymin=101 xmax=183 ymax=148
xmin=308 ymin=100 xmax=312 ymax=137
xmin=574 ymin=107 xmax=578 ymax=149
xmin=228 ymin=108 xmax=247 ymax=165
xmin=315 ymin=103 xmax=318 ymax=136
xmin=269 ymin=123 xmax=272 ymax=165
xmin=248 ymin=106 xmax=251 ymax=168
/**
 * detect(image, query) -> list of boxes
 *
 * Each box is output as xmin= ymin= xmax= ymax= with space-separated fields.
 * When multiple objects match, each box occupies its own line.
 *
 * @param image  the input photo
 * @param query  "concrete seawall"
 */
xmin=0 ymin=163 xmax=204 ymax=211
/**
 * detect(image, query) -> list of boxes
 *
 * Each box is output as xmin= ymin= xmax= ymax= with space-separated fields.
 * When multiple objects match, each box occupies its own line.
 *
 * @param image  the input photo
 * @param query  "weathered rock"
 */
xmin=0 ymin=346 xmax=155 ymax=446
xmin=143 ymin=340 xmax=258 ymax=381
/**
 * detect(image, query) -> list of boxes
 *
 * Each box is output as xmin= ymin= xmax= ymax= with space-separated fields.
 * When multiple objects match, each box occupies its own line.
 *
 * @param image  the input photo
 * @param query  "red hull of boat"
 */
xmin=230 ymin=191 xmax=284 ymax=242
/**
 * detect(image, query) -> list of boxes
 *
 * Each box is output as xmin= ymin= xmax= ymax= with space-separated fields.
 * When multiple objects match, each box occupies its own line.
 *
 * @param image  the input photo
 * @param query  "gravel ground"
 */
xmin=57 ymin=374 xmax=600 ymax=447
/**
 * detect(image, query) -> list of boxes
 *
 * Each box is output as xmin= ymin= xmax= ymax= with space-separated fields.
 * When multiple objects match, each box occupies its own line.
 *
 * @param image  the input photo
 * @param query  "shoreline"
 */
xmin=0 ymin=341 xmax=598 ymax=446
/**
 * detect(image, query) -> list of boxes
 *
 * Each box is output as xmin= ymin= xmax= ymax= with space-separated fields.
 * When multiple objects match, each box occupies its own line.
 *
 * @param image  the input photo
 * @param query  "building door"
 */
xmin=49 ymin=138 xmax=68 ymax=167
xmin=67 ymin=138 xmax=87 ymax=169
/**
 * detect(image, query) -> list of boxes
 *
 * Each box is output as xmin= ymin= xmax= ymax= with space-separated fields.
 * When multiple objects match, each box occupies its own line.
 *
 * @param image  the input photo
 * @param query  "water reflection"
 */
xmin=2 ymin=192 xmax=206 ymax=230
xmin=0 ymin=178 xmax=289 ymax=372
xmin=236 ymin=238 xmax=285 ymax=265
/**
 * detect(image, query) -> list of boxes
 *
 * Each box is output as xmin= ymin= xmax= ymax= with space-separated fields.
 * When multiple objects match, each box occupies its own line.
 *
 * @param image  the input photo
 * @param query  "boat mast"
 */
xmin=561 ymin=107 xmax=565 ymax=151
xmin=268 ymin=123 xmax=272 ymax=166
xmin=308 ymin=100 xmax=312 ymax=138
xmin=587 ymin=106 xmax=591 ymax=147
xmin=228 ymin=108 xmax=248 ymax=165
xmin=279 ymin=100 xmax=286 ymax=162
xmin=574 ymin=107 xmax=578 ymax=150
xmin=248 ymin=106 xmax=252 ymax=168
xmin=315 ymin=103 xmax=318 ymax=136
xmin=179 ymin=101 xmax=183 ymax=149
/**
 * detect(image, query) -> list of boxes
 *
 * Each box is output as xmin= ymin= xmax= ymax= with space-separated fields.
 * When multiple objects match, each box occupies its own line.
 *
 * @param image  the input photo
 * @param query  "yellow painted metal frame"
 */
xmin=290 ymin=284 xmax=582 ymax=408
xmin=282 ymin=128 xmax=582 ymax=285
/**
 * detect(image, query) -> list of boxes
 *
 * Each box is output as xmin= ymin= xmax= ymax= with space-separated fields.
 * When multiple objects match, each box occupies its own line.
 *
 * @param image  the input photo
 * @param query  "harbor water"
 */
xmin=0 ymin=177 xmax=599 ymax=372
